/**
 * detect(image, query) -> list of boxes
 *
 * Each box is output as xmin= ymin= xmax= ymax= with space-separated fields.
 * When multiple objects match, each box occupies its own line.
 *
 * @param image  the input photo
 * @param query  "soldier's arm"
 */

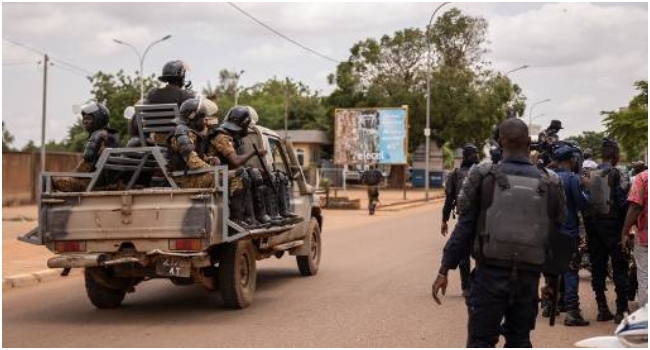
xmin=176 ymin=133 xmax=210 ymax=170
xmin=442 ymin=171 xmax=456 ymax=223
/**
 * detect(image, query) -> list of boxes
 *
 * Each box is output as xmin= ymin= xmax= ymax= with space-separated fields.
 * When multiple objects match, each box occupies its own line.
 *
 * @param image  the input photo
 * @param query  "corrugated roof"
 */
xmin=285 ymin=130 xmax=331 ymax=145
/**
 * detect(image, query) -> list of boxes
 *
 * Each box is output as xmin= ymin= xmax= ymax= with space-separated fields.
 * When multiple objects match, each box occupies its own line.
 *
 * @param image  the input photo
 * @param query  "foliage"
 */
xmin=2 ymin=122 xmax=15 ymax=152
xmin=428 ymin=7 xmax=489 ymax=70
xmin=601 ymin=80 xmax=648 ymax=161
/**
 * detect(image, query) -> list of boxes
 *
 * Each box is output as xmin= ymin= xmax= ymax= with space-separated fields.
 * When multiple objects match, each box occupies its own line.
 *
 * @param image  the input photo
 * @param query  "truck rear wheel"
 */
xmin=218 ymin=240 xmax=257 ymax=309
xmin=84 ymin=267 xmax=128 ymax=309
xmin=297 ymin=218 xmax=321 ymax=276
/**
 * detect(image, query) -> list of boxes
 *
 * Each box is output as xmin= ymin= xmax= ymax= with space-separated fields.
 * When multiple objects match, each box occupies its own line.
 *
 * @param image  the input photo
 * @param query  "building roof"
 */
xmin=285 ymin=130 xmax=331 ymax=145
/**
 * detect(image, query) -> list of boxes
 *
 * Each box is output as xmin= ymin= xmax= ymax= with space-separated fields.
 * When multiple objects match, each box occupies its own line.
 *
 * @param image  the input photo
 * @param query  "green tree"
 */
xmin=601 ymin=80 xmax=648 ymax=160
xmin=564 ymin=131 xmax=606 ymax=160
xmin=2 ymin=122 xmax=15 ymax=152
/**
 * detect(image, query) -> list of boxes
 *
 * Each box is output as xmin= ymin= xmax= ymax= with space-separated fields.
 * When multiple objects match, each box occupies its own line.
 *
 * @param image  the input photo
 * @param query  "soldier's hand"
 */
xmin=206 ymin=156 xmax=220 ymax=166
xmin=431 ymin=274 xmax=448 ymax=305
xmin=441 ymin=222 xmax=448 ymax=237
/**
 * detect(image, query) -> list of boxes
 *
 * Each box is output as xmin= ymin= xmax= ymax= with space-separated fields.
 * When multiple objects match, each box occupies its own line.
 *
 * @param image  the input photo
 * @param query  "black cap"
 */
xmin=549 ymin=119 xmax=563 ymax=130
xmin=602 ymin=137 xmax=619 ymax=149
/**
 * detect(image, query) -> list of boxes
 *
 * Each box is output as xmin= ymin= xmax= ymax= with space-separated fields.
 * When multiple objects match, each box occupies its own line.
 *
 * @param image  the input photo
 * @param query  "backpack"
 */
xmin=477 ymin=165 xmax=554 ymax=267
xmin=586 ymin=168 xmax=615 ymax=216
xmin=364 ymin=170 xmax=382 ymax=186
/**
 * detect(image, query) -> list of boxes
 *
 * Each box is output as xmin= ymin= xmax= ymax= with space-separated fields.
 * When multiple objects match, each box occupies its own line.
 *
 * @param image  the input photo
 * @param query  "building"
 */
xmin=285 ymin=130 xmax=331 ymax=168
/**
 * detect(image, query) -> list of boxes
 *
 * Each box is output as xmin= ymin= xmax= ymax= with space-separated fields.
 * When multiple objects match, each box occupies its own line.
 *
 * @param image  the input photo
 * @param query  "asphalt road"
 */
xmin=3 ymin=203 xmax=622 ymax=347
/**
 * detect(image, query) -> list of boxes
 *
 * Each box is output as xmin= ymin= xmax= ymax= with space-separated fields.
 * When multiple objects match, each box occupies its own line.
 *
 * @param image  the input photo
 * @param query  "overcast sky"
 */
xmin=2 ymin=2 xmax=648 ymax=148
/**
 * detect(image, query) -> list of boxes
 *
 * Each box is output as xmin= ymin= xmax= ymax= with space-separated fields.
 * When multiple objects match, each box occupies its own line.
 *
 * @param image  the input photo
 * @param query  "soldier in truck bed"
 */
xmin=53 ymin=102 xmax=120 ymax=192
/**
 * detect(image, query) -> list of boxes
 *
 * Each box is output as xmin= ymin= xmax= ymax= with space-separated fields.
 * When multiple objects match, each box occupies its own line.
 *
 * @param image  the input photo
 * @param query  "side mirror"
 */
xmin=123 ymin=106 xmax=135 ymax=120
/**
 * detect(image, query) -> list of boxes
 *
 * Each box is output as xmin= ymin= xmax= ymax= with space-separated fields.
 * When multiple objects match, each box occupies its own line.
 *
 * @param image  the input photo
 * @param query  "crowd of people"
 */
xmin=433 ymin=117 xmax=647 ymax=347
xmin=52 ymin=59 xmax=302 ymax=230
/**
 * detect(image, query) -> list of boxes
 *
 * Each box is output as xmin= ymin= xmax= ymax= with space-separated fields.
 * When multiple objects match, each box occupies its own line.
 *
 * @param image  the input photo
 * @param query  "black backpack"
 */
xmin=364 ymin=170 xmax=382 ymax=186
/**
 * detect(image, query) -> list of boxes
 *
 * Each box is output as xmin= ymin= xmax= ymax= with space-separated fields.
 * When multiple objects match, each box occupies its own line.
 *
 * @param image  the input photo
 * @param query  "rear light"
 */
xmin=169 ymin=239 xmax=202 ymax=251
xmin=54 ymin=241 xmax=86 ymax=253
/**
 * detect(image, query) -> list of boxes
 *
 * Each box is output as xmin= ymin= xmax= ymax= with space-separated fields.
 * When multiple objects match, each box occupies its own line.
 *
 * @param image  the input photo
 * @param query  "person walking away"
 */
xmin=621 ymin=169 xmax=647 ymax=309
xmin=362 ymin=164 xmax=383 ymax=215
xmin=431 ymin=118 xmax=568 ymax=347
xmin=441 ymin=143 xmax=479 ymax=297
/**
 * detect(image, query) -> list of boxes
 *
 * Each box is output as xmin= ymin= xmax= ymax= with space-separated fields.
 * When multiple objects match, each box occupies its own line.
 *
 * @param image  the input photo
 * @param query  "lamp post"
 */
xmin=531 ymin=113 xmax=546 ymax=123
xmin=528 ymin=98 xmax=551 ymax=129
xmin=505 ymin=64 xmax=529 ymax=76
xmin=113 ymin=34 xmax=172 ymax=101
xmin=233 ymin=70 xmax=245 ymax=105
xmin=425 ymin=1 xmax=450 ymax=202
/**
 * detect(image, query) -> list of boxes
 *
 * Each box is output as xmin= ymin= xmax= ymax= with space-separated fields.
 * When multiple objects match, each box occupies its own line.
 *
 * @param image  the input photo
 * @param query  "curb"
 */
xmin=3 ymin=268 xmax=80 ymax=291
xmin=378 ymin=196 xmax=445 ymax=212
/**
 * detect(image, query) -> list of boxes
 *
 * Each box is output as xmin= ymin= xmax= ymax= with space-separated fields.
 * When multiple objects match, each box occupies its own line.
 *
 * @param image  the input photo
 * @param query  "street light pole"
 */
xmin=113 ymin=34 xmax=172 ymax=101
xmin=528 ymin=98 xmax=551 ymax=129
xmin=425 ymin=1 xmax=450 ymax=202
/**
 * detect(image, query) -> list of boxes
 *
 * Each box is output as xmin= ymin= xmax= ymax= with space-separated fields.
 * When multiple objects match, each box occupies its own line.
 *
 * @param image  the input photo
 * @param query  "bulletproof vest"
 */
xmin=478 ymin=166 xmax=552 ymax=267
xmin=365 ymin=170 xmax=382 ymax=185
xmin=454 ymin=168 xmax=469 ymax=198
xmin=586 ymin=168 xmax=615 ymax=217
xmin=145 ymin=85 xmax=194 ymax=106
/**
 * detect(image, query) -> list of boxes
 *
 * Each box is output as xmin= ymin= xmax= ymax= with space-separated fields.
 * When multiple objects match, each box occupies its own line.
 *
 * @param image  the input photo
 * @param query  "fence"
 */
xmin=2 ymin=151 xmax=82 ymax=206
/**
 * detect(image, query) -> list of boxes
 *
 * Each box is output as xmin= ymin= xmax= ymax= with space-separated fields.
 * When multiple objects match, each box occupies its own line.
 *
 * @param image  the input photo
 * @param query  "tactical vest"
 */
xmin=364 ymin=170 xmax=382 ymax=186
xmin=476 ymin=165 xmax=553 ymax=267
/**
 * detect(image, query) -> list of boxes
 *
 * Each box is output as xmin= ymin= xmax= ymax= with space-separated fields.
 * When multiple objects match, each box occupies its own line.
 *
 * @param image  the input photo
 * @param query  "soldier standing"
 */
xmin=431 ymin=118 xmax=567 ymax=347
xmin=583 ymin=138 xmax=630 ymax=324
xmin=441 ymin=143 xmax=479 ymax=297
xmin=53 ymin=102 xmax=119 ymax=192
xmin=361 ymin=164 xmax=383 ymax=215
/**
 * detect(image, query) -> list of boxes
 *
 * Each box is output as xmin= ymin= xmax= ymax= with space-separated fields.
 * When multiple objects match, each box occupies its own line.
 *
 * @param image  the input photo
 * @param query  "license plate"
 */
xmin=156 ymin=257 xmax=191 ymax=278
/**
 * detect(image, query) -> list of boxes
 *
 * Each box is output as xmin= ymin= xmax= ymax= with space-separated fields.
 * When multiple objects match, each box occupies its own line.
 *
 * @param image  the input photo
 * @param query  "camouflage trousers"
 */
xmin=53 ymin=177 xmax=90 ymax=192
xmin=174 ymin=173 xmax=215 ymax=189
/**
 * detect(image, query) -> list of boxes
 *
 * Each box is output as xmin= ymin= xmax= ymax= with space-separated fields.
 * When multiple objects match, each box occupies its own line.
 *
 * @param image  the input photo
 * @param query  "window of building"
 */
xmin=296 ymin=148 xmax=305 ymax=166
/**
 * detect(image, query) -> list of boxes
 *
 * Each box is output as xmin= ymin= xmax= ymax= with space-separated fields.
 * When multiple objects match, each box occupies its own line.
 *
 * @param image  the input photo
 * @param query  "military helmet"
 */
xmin=80 ymin=101 xmax=110 ymax=130
xmin=221 ymin=105 xmax=258 ymax=134
xmin=462 ymin=143 xmax=478 ymax=157
xmin=159 ymin=60 xmax=187 ymax=83
xmin=176 ymin=97 xmax=218 ymax=125
xmin=552 ymin=141 xmax=582 ymax=162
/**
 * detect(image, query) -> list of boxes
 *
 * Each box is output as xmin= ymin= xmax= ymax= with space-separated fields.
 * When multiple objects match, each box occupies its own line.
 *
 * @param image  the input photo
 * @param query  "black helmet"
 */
xmin=221 ymin=105 xmax=257 ymax=135
xmin=176 ymin=98 xmax=218 ymax=126
xmin=80 ymin=102 xmax=110 ymax=131
xmin=159 ymin=60 xmax=187 ymax=83
xmin=548 ymin=119 xmax=563 ymax=131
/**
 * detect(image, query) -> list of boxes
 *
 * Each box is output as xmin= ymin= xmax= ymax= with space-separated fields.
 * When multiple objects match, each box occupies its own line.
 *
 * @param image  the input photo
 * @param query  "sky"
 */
xmin=2 ymin=2 xmax=648 ymax=149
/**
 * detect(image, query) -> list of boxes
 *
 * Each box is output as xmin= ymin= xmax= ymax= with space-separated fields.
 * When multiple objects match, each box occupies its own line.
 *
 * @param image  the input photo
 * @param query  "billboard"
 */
xmin=334 ymin=107 xmax=408 ymax=165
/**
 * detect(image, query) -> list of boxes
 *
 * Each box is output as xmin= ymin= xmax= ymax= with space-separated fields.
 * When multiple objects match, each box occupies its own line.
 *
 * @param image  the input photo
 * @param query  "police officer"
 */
xmin=362 ymin=164 xmax=383 ymax=215
xmin=550 ymin=143 xmax=591 ymax=326
xmin=441 ymin=143 xmax=479 ymax=297
xmin=431 ymin=118 xmax=567 ymax=347
xmin=53 ymin=102 xmax=120 ymax=192
xmin=167 ymin=97 xmax=218 ymax=188
xmin=205 ymin=105 xmax=272 ymax=228
xmin=584 ymin=138 xmax=630 ymax=324
xmin=127 ymin=60 xmax=196 ymax=146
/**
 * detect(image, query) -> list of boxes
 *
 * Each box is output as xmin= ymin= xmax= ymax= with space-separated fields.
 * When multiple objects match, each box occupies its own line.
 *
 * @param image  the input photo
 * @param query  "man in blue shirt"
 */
xmin=431 ymin=118 xmax=567 ymax=347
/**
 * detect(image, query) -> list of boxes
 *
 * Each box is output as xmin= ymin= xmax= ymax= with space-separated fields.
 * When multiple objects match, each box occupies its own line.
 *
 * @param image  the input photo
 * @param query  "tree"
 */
xmin=601 ymin=80 xmax=648 ymax=161
xmin=428 ymin=7 xmax=489 ymax=70
xmin=2 ymin=122 xmax=15 ymax=152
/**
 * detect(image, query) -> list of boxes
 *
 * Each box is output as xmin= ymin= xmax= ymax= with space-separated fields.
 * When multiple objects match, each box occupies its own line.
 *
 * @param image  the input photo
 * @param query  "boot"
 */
xmin=614 ymin=310 xmax=627 ymax=325
xmin=564 ymin=309 xmax=590 ymax=327
xmin=242 ymin=188 xmax=261 ymax=229
xmin=229 ymin=193 xmax=254 ymax=230
xmin=276 ymin=174 xmax=302 ymax=225
xmin=251 ymin=185 xmax=271 ymax=227
xmin=596 ymin=300 xmax=614 ymax=322
xmin=264 ymin=188 xmax=284 ymax=226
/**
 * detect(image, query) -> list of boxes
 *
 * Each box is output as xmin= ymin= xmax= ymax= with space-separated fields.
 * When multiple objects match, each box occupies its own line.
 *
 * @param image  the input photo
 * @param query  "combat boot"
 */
xmin=596 ymin=302 xmax=614 ymax=322
xmin=264 ymin=189 xmax=285 ymax=226
xmin=564 ymin=309 xmax=590 ymax=327
xmin=614 ymin=310 xmax=627 ymax=325
xmin=229 ymin=194 xmax=253 ymax=230
xmin=251 ymin=186 xmax=272 ymax=227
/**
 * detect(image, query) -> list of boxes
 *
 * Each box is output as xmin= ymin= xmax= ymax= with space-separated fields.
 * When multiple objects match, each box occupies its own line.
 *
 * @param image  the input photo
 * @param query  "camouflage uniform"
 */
xmin=168 ymin=125 xmax=214 ymax=189
xmin=53 ymin=129 xmax=119 ymax=192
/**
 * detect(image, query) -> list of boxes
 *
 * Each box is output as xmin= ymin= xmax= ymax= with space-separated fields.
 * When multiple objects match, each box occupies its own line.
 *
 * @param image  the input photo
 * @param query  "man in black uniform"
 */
xmin=441 ymin=143 xmax=480 ymax=297
xmin=362 ymin=164 xmax=383 ymax=215
xmin=127 ymin=60 xmax=196 ymax=146
xmin=584 ymin=138 xmax=630 ymax=324
xmin=432 ymin=118 xmax=567 ymax=347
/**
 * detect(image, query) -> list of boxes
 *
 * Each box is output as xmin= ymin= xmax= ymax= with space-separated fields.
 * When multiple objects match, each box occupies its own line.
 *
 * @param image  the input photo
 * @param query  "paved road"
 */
xmin=3 ymin=203 xmax=621 ymax=347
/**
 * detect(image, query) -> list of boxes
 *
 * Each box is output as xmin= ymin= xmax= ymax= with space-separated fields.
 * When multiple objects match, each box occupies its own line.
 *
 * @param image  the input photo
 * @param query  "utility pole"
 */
xmin=284 ymin=78 xmax=289 ymax=139
xmin=40 ymin=54 xmax=49 ymax=176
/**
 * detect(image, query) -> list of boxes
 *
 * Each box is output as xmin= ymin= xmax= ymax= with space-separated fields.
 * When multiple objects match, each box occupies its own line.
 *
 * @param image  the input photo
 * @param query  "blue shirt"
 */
xmin=553 ymin=168 xmax=588 ymax=236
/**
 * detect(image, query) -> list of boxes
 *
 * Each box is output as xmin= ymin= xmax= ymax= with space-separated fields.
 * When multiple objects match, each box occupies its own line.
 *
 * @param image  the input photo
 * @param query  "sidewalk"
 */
xmin=1 ymin=187 xmax=444 ymax=291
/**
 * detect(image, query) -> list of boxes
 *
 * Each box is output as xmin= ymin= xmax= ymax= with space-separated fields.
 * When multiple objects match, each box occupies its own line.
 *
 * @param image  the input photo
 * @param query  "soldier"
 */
xmin=549 ymin=143 xmax=591 ymax=326
xmin=167 ymin=97 xmax=219 ymax=189
xmin=205 ymin=105 xmax=271 ymax=228
xmin=361 ymin=164 xmax=383 ymax=215
xmin=127 ymin=60 xmax=196 ymax=147
xmin=53 ymin=102 xmax=120 ymax=192
xmin=431 ymin=118 xmax=567 ymax=347
xmin=583 ymin=138 xmax=630 ymax=324
xmin=441 ymin=143 xmax=479 ymax=297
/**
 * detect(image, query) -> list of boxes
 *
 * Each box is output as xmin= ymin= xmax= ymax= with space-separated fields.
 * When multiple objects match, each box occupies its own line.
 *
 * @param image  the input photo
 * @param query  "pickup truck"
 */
xmin=21 ymin=104 xmax=323 ymax=310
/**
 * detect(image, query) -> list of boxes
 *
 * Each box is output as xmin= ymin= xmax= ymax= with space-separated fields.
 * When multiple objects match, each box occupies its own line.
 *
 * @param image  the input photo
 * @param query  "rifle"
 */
xmin=252 ymin=144 xmax=277 ymax=196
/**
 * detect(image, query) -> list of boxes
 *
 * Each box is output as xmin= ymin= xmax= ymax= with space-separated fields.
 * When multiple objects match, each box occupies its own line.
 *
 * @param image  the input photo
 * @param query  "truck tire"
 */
xmin=84 ymin=267 xmax=127 ymax=309
xmin=218 ymin=240 xmax=257 ymax=309
xmin=297 ymin=218 xmax=321 ymax=276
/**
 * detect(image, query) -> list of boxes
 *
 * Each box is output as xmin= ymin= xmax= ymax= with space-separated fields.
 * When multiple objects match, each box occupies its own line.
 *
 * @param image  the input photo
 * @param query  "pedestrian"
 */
xmin=582 ymin=148 xmax=598 ymax=171
xmin=583 ymin=138 xmax=630 ymax=324
xmin=441 ymin=143 xmax=480 ymax=297
xmin=431 ymin=118 xmax=568 ymax=347
xmin=361 ymin=164 xmax=383 ymax=215
xmin=621 ymin=169 xmax=647 ymax=308
xmin=549 ymin=143 xmax=590 ymax=326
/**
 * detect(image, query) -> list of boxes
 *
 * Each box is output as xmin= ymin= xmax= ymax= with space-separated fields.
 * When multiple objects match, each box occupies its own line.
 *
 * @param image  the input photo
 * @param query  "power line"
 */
xmin=50 ymin=62 xmax=90 ymax=78
xmin=226 ymin=2 xmax=341 ymax=64
xmin=2 ymin=61 xmax=38 ymax=67
xmin=2 ymin=36 xmax=94 ymax=75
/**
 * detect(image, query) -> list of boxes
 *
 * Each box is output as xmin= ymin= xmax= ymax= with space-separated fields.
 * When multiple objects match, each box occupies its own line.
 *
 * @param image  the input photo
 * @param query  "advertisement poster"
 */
xmin=334 ymin=108 xmax=407 ymax=165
